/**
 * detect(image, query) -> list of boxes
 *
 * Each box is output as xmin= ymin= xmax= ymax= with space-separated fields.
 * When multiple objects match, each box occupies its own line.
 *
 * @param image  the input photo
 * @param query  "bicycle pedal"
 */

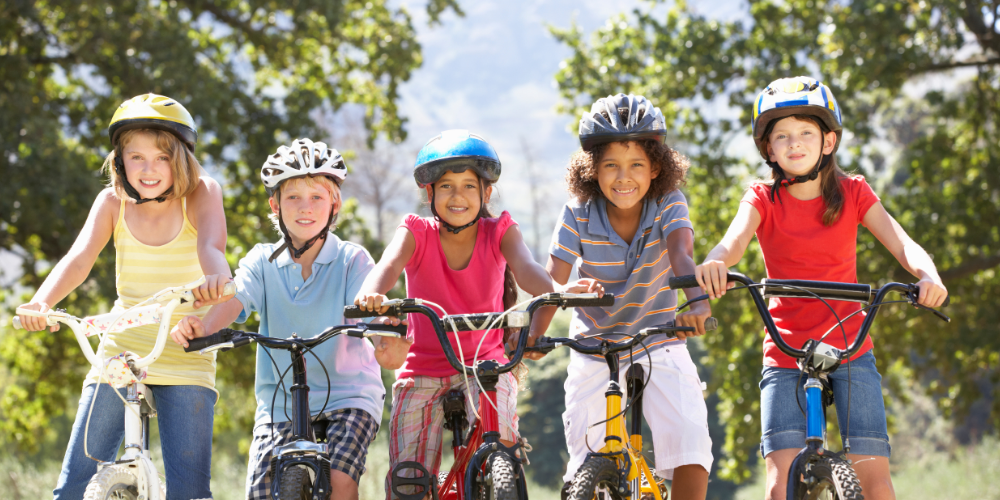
xmin=391 ymin=461 xmax=438 ymax=500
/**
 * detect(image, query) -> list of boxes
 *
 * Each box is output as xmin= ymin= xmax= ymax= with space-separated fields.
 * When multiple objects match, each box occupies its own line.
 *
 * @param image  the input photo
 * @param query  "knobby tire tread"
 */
xmin=487 ymin=453 xmax=519 ymax=500
xmin=791 ymin=455 xmax=864 ymax=500
xmin=276 ymin=466 xmax=312 ymax=500
xmin=567 ymin=457 xmax=623 ymax=500
xmin=83 ymin=466 xmax=139 ymax=500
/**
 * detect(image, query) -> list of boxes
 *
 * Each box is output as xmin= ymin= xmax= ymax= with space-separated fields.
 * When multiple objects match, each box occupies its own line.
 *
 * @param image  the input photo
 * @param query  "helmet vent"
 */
xmin=163 ymin=102 xmax=175 ymax=106
xmin=617 ymin=107 xmax=630 ymax=124
xmin=600 ymin=111 xmax=612 ymax=123
xmin=636 ymin=107 xmax=646 ymax=121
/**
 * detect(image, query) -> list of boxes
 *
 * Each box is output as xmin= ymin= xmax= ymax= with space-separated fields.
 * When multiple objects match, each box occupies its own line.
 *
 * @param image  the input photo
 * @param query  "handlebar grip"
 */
xmin=562 ymin=294 xmax=615 ymax=308
xmin=344 ymin=305 xmax=403 ymax=319
xmin=184 ymin=329 xmax=234 ymax=353
xmin=942 ymin=295 xmax=950 ymax=307
xmin=669 ymin=275 xmax=701 ymax=290
xmin=524 ymin=337 xmax=557 ymax=354
xmin=705 ymin=317 xmax=718 ymax=331
xmin=12 ymin=317 xmax=22 ymax=330
xmin=223 ymin=282 xmax=238 ymax=296
xmin=362 ymin=322 xmax=408 ymax=335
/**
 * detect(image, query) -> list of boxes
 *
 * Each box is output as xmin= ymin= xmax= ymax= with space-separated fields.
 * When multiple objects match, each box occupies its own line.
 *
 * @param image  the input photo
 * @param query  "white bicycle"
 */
xmin=14 ymin=277 xmax=235 ymax=500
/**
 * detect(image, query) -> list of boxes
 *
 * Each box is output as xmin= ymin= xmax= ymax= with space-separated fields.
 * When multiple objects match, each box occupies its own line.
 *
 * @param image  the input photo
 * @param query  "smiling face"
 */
xmin=595 ymin=141 xmax=659 ymax=211
xmin=122 ymin=133 xmax=174 ymax=199
xmin=766 ymin=116 xmax=838 ymax=177
xmin=269 ymin=176 xmax=341 ymax=245
xmin=425 ymin=169 xmax=492 ymax=228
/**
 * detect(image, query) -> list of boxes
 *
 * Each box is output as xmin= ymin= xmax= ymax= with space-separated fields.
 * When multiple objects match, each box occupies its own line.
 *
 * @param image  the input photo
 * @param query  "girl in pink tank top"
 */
xmin=353 ymin=130 xmax=598 ymax=497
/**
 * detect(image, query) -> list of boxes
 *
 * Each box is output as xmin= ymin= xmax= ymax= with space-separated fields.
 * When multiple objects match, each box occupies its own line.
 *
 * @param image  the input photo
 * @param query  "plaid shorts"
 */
xmin=246 ymin=408 xmax=379 ymax=500
xmin=386 ymin=372 xmax=518 ymax=498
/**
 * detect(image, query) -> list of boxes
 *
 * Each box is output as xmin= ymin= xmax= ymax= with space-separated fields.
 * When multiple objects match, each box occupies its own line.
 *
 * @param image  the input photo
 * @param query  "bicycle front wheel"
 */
xmin=788 ymin=454 xmax=864 ymax=500
xmin=472 ymin=453 xmax=523 ymax=500
xmin=276 ymin=466 xmax=312 ymax=500
xmin=83 ymin=467 xmax=139 ymax=500
xmin=566 ymin=456 xmax=623 ymax=500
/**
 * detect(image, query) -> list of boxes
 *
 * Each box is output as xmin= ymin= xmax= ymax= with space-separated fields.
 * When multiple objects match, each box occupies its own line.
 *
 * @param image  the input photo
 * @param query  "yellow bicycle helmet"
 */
xmin=108 ymin=93 xmax=198 ymax=151
xmin=107 ymin=94 xmax=198 ymax=204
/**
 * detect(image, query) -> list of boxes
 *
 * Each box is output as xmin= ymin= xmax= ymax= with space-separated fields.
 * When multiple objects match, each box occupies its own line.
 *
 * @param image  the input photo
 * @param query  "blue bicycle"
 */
xmin=669 ymin=272 xmax=949 ymax=500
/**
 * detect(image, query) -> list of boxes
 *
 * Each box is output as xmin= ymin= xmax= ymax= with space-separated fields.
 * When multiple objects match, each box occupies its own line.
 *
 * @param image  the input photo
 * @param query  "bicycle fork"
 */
xmin=97 ymin=381 xmax=163 ymax=500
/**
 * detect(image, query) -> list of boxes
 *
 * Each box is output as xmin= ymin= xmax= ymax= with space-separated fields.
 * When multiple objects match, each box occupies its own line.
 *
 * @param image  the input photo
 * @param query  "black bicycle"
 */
xmin=185 ymin=321 xmax=407 ymax=500
xmin=344 ymin=292 xmax=614 ymax=500
xmin=668 ymin=272 xmax=949 ymax=500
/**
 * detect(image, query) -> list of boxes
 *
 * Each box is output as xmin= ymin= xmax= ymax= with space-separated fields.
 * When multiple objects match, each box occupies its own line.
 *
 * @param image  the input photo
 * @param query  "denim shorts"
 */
xmin=759 ymin=351 xmax=890 ymax=458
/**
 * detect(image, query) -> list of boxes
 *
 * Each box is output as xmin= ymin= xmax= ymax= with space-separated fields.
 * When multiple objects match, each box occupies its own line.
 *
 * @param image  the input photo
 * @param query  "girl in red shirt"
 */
xmin=694 ymin=77 xmax=947 ymax=500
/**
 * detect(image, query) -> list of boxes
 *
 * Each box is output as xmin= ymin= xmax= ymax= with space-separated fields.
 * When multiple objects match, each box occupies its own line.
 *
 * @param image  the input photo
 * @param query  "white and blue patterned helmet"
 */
xmin=751 ymin=76 xmax=843 ymax=160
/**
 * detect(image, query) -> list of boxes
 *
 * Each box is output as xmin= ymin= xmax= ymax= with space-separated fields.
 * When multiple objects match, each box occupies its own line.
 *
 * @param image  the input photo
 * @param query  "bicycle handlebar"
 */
xmin=524 ymin=317 xmax=719 ymax=356
xmin=344 ymin=292 xmax=616 ymax=377
xmin=668 ymin=272 xmax=950 ymax=360
xmin=183 ymin=322 xmax=409 ymax=354
xmin=13 ymin=279 xmax=237 ymax=370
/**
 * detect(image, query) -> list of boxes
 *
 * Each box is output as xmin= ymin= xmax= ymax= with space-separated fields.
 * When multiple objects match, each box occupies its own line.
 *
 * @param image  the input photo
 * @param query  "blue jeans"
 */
xmin=53 ymin=383 xmax=216 ymax=500
xmin=759 ymin=351 xmax=891 ymax=458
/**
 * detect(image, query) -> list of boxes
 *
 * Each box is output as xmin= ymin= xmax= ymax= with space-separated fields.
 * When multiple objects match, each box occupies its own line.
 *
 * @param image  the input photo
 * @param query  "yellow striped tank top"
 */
xmin=83 ymin=198 xmax=216 ymax=392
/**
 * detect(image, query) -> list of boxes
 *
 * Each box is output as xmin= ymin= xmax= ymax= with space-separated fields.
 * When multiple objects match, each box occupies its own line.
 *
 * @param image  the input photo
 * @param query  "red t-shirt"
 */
xmin=742 ymin=176 xmax=880 ymax=368
xmin=397 ymin=212 xmax=515 ymax=378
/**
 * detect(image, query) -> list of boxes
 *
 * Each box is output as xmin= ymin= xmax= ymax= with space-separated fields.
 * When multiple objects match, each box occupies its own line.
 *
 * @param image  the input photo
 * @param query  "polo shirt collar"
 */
xmin=589 ymin=197 xmax=657 ymax=238
xmin=272 ymin=231 xmax=340 ymax=268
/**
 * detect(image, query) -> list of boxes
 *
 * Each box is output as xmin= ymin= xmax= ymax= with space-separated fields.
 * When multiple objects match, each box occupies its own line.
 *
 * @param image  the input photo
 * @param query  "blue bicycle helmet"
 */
xmin=413 ymin=129 xmax=501 ymax=188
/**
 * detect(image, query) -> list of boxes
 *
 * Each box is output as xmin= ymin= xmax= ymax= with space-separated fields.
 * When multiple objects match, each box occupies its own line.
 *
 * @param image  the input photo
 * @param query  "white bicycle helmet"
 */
xmin=260 ymin=138 xmax=347 ymax=196
xmin=261 ymin=138 xmax=348 ymax=262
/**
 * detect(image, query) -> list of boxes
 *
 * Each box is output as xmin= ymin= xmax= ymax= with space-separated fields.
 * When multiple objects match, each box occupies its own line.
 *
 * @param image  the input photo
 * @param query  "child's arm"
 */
xmin=170 ymin=299 xmax=243 ymax=348
xmin=863 ymin=202 xmax=948 ymax=307
xmin=695 ymin=203 xmax=761 ymax=299
xmin=354 ymin=226 xmax=415 ymax=313
xmin=17 ymin=189 xmax=117 ymax=332
xmin=187 ymin=177 xmax=233 ymax=308
xmin=502 ymin=227 xmax=600 ymax=360
xmin=355 ymin=227 xmax=416 ymax=369
xmin=667 ymin=228 xmax=713 ymax=339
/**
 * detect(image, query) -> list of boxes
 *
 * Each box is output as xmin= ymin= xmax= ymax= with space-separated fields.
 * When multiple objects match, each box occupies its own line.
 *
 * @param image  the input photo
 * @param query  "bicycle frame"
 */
xmin=14 ymin=277 xmax=235 ymax=500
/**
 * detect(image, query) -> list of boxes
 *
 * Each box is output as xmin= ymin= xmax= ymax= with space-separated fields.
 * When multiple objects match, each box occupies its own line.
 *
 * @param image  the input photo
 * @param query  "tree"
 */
xmin=549 ymin=0 xmax=1000 ymax=482
xmin=0 ymin=0 xmax=460 ymax=454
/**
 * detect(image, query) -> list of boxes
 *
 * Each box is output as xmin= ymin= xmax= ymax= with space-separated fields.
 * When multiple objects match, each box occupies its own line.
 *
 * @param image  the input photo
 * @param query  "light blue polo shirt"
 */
xmin=233 ymin=232 xmax=385 ymax=427
xmin=549 ymin=190 xmax=694 ymax=360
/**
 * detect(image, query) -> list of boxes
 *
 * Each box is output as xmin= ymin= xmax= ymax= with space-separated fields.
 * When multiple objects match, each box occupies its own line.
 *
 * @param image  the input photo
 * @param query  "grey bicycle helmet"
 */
xmin=579 ymin=94 xmax=667 ymax=151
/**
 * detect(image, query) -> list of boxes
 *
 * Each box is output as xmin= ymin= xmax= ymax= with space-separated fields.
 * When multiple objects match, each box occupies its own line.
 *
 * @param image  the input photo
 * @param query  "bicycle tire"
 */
xmin=276 ymin=466 xmax=312 ymax=500
xmin=83 ymin=466 xmax=139 ymax=500
xmin=789 ymin=454 xmax=864 ymax=500
xmin=488 ymin=453 xmax=520 ymax=500
xmin=566 ymin=456 xmax=623 ymax=500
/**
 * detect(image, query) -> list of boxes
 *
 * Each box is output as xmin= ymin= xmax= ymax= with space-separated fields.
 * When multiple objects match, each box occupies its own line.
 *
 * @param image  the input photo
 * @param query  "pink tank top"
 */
xmin=397 ymin=212 xmax=515 ymax=378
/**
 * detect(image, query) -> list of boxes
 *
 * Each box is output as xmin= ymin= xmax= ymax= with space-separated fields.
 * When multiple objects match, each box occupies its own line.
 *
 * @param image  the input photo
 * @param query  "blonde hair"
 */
xmin=268 ymin=175 xmax=342 ymax=233
xmin=102 ymin=129 xmax=203 ymax=201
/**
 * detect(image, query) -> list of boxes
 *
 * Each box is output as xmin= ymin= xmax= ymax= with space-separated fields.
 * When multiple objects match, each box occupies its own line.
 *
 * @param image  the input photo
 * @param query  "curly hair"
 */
xmin=565 ymin=139 xmax=688 ymax=204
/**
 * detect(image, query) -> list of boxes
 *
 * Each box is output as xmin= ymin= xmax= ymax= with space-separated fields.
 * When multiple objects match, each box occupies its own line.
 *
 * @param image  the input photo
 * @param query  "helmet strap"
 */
xmin=267 ymin=202 xmax=336 ymax=263
xmin=114 ymin=151 xmax=170 ymax=205
xmin=767 ymin=137 xmax=832 ymax=203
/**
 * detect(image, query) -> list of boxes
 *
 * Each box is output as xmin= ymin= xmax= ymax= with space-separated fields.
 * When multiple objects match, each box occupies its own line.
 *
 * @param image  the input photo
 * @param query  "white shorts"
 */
xmin=561 ymin=345 xmax=713 ymax=481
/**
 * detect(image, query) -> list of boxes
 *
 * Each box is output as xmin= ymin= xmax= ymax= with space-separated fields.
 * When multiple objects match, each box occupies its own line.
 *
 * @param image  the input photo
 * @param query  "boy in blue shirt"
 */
xmin=172 ymin=138 xmax=394 ymax=500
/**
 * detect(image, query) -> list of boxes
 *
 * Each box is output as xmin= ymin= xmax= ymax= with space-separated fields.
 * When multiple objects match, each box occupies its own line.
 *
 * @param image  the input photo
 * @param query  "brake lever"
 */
xmin=676 ymin=293 xmax=710 ymax=312
xmin=905 ymin=286 xmax=951 ymax=323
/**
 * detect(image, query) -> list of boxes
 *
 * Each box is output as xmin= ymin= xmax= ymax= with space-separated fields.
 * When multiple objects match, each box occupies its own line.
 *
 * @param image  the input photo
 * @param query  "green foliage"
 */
xmin=551 ymin=0 xmax=1000 ymax=482
xmin=0 ymin=0 xmax=458 ymax=455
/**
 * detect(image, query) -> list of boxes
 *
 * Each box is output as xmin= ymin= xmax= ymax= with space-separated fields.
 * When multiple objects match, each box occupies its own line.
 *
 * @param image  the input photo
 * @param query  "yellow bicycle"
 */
xmin=527 ymin=318 xmax=716 ymax=500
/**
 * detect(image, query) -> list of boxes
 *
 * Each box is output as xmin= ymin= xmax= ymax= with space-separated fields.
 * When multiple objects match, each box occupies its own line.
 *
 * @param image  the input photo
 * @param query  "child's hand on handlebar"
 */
xmin=354 ymin=292 xmax=392 ymax=315
xmin=558 ymin=278 xmax=605 ymax=296
xmin=171 ymin=315 xmax=207 ymax=348
xmin=675 ymin=301 xmax=712 ymax=339
xmin=695 ymin=260 xmax=735 ymax=299
xmin=191 ymin=274 xmax=234 ymax=309
xmin=507 ymin=330 xmax=547 ymax=361
xmin=915 ymin=277 xmax=948 ymax=308
xmin=16 ymin=302 xmax=59 ymax=332
xmin=369 ymin=316 xmax=412 ymax=370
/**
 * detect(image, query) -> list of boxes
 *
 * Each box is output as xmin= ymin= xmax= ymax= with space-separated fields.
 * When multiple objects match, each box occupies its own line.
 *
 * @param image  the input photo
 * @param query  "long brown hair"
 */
xmin=761 ymin=114 xmax=848 ymax=226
